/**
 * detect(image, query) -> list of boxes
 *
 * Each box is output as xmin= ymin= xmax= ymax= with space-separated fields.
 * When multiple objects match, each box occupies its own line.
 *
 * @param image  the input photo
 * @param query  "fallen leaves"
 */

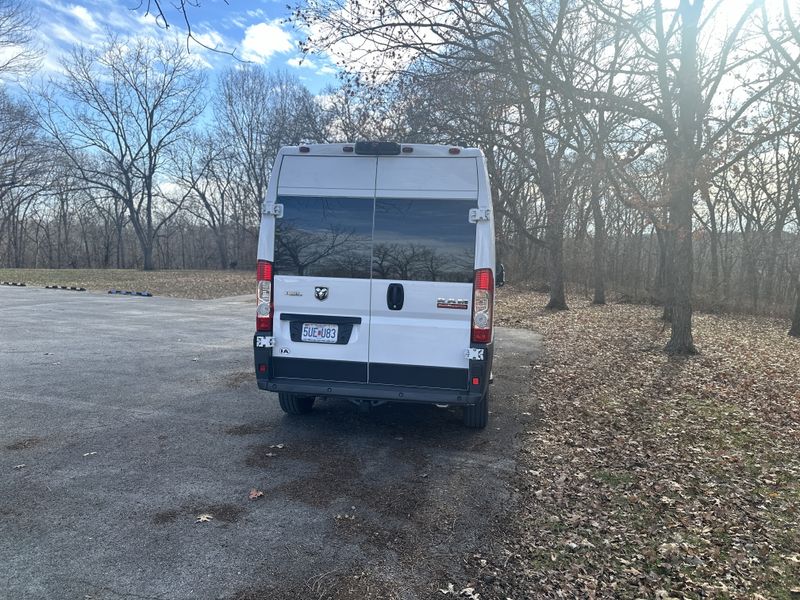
xmin=469 ymin=287 xmax=800 ymax=599
xmin=248 ymin=489 xmax=264 ymax=500
xmin=195 ymin=514 xmax=213 ymax=523
xmin=439 ymin=583 xmax=481 ymax=598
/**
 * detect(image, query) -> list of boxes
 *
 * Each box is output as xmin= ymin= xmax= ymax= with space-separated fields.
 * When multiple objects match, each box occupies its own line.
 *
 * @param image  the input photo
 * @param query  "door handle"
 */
xmin=386 ymin=283 xmax=404 ymax=311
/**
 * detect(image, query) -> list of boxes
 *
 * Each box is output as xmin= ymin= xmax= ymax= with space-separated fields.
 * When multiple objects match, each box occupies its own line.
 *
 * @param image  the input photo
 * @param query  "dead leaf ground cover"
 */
xmin=0 ymin=268 xmax=253 ymax=299
xmin=471 ymin=286 xmax=800 ymax=599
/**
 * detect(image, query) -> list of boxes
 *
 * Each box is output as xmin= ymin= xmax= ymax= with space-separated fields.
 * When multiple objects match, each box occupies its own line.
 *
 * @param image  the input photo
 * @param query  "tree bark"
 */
xmin=545 ymin=216 xmax=568 ymax=309
xmin=142 ymin=241 xmax=155 ymax=271
xmin=664 ymin=185 xmax=696 ymax=353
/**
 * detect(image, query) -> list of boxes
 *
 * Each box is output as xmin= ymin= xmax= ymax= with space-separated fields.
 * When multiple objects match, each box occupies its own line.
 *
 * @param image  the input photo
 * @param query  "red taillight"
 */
xmin=256 ymin=260 xmax=274 ymax=332
xmin=471 ymin=268 xmax=494 ymax=344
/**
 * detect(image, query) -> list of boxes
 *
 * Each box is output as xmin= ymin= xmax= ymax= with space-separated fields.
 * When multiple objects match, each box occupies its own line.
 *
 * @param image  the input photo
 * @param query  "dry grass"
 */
xmin=0 ymin=268 xmax=254 ymax=299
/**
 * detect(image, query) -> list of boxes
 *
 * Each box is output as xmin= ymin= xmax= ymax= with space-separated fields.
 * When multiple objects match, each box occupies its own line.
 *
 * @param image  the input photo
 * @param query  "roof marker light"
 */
xmin=402 ymin=146 xmax=413 ymax=154
xmin=299 ymin=146 xmax=310 ymax=153
xmin=343 ymin=145 xmax=354 ymax=153
xmin=449 ymin=147 xmax=461 ymax=155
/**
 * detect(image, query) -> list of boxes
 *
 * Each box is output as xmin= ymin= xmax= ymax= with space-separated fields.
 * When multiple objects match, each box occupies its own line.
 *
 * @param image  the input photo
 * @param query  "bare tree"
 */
xmin=294 ymin=0 xmax=588 ymax=310
xmin=171 ymin=131 xmax=237 ymax=269
xmin=214 ymin=68 xmax=326 ymax=224
xmin=35 ymin=35 xmax=206 ymax=270
xmin=556 ymin=0 xmax=800 ymax=353
xmin=0 ymin=0 xmax=39 ymax=78
xmin=0 ymin=90 xmax=50 ymax=267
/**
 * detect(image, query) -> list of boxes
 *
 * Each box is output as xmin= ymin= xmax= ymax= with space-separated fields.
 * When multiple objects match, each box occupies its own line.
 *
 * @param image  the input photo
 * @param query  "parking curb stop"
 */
xmin=45 ymin=285 xmax=86 ymax=291
xmin=108 ymin=289 xmax=153 ymax=297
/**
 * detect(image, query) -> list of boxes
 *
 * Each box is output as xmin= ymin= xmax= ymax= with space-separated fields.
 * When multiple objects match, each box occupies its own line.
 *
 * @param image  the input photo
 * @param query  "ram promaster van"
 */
xmin=253 ymin=142 xmax=500 ymax=428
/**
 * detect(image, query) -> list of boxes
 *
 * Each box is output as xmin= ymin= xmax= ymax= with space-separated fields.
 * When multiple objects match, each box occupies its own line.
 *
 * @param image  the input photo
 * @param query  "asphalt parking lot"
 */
xmin=0 ymin=286 xmax=541 ymax=600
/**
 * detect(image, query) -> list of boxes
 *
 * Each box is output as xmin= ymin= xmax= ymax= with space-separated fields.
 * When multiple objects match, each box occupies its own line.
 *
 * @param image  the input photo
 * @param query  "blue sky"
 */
xmin=31 ymin=0 xmax=339 ymax=92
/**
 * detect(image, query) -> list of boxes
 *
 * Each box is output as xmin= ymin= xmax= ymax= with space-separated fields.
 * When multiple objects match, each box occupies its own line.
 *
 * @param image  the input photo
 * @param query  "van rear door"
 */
xmin=271 ymin=155 xmax=376 ymax=384
xmin=368 ymin=157 xmax=478 ymax=390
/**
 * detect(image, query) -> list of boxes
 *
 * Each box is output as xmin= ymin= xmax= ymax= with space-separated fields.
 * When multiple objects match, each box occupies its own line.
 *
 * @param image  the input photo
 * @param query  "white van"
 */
xmin=253 ymin=142 xmax=501 ymax=428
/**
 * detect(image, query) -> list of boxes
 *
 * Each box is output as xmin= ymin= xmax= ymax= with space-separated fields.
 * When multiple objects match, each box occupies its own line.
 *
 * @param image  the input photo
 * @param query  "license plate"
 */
xmin=301 ymin=323 xmax=338 ymax=343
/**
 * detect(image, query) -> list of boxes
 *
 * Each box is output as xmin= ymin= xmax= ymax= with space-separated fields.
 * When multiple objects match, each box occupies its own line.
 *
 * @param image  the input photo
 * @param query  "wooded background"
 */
xmin=1 ymin=0 xmax=800 ymax=350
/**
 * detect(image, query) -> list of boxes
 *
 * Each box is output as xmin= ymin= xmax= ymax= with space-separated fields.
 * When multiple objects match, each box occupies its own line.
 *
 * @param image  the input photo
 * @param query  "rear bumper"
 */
xmin=253 ymin=334 xmax=493 ymax=406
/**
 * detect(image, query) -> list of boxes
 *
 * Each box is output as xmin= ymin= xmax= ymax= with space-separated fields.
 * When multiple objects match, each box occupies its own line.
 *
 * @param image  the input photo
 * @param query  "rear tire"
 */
xmin=278 ymin=392 xmax=315 ymax=415
xmin=463 ymin=391 xmax=488 ymax=429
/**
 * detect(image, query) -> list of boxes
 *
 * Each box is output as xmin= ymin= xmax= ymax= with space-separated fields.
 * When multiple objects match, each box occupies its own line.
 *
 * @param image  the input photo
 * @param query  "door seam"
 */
xmin=366 ymin=156 xmax=378 ymax=383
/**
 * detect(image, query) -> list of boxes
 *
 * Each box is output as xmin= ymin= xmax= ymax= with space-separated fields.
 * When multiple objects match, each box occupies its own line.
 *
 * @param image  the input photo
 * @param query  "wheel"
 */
xmin=278 ymin=392 xmax=315 ymax=415
xmin=463 ymin=390 xmax=488 ymax=429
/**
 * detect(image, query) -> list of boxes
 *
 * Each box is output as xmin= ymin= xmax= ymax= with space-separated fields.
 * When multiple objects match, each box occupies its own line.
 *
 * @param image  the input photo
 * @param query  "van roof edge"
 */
xmin=283 ymin=143 xmax=483 ymax=157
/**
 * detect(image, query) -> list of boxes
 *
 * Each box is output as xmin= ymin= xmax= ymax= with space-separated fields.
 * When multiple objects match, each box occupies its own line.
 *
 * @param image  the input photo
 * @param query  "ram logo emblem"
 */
xmin=314 ymin=286 xmax=329 ymax=301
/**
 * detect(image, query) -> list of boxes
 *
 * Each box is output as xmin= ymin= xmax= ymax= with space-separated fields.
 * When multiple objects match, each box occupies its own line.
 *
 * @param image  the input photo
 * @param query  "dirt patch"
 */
xmin=5 ymin=437 xmax=42 ymax=451
xmin=152 ymin=509 xmax=180 ymax=525
xmin=248 ymin=441 xmax=366 ymax=508
xmin=200 ymin=503 xmax=245 ymax=523
xmin=224 ymin=371 xmax=253 ymax=389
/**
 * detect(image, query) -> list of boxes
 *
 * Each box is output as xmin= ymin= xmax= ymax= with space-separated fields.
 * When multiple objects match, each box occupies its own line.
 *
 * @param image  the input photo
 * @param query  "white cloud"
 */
xmin=194 ymin=30 xmax=225 ymax=50
xmin=287 ymin=56 xmax=316 ymax=69
xmin=240 ymin=21 xmax=294 ymax=64
xmin=68 ymin=5 xmax=99 ymax=31
xmin=49 ymin=23 xmax=83 ymax=46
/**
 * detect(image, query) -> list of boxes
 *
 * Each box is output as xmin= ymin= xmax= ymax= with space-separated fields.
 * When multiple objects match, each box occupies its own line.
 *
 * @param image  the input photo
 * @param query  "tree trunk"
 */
xmin=790 ymin=281 xmax=800 ymax=338
xmin=215 ymin=227 xmax=229 ymax=270
xmin=545 ymin=217 xmax=568 ymax=310
xmin=664 ymin=171 xmax=696 ymax=354
xmin=142 ymin=241 xmax=155 ymax=271
xmin=590 ymin=164 xmax=606 ymax=305
xmin=664 ymin=0 xmax=700 ymax=355
xmin=764 ymin=225 xmax=783 ymax=306
xmin=655 ymin=227 xmax=672 ymax=320
xmin=700 ymin=179 xmax=720 ymax=293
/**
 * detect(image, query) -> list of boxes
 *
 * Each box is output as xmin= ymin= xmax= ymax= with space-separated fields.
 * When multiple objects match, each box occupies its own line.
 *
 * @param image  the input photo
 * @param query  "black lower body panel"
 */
xmin=254 ymin=334 xmax=493 ymax=406
xmin=369 ymin=362 xmax=467 ymax=390
xmin=271 ymin=357 xmax=367 ymax=382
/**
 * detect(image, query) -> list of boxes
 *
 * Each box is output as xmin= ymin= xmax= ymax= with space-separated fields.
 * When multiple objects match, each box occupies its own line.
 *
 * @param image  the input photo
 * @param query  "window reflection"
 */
xmin=275 ymin=196 xmax=372 ymax=278
xmin=373 ymin=198 xmax=476 ymax=283
xmin=274 ymin=196 xmax=476 ymax=282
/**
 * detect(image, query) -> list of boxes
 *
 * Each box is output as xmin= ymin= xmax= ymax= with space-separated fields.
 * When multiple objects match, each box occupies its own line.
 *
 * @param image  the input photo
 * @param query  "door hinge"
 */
xmin=262 ymin=203 xmax=284 ymax=218
xmin=469 ymin=208 xmax=490 ymax=223
xmin=255 ymin=335 xmax=275 ymax=348
xmin=465 ymin=348 xmax=485 ymax=361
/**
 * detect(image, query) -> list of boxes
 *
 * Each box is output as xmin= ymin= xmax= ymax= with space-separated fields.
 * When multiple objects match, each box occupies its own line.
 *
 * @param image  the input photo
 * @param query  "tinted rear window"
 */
xmin=274 ymin=196 xmax=477 ymax=282
xmin=275 ymin=196 xmax=373 ymax=278
xmin=372 ymin=198 xmax=476 ymax=283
